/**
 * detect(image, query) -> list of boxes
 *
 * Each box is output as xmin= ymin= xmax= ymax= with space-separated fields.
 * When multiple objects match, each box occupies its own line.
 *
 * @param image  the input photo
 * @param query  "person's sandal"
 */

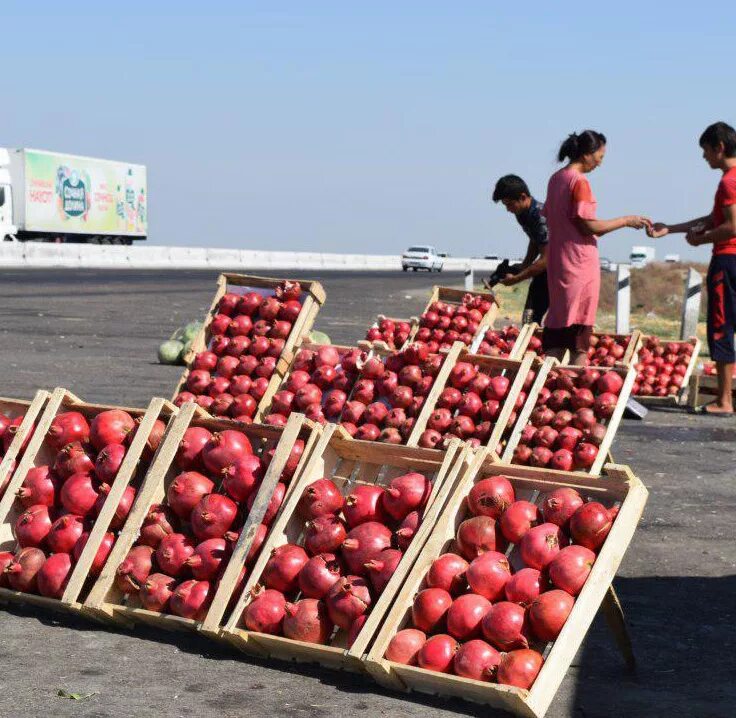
xmin=690 ymin=403 xmax=734 ymax=417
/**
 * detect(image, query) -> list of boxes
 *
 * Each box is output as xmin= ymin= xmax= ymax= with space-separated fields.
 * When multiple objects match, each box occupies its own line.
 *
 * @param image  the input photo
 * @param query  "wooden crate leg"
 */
xmin=606 ymin=450 xmax=614 ymax=465
xmin=601 ymin=585 xmax=636 ymax=674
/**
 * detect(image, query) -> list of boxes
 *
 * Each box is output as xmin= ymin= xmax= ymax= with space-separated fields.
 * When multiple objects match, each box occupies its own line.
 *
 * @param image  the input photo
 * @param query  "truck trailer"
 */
xmin=630 ymin=245 xmax=655 ymax=268
xmin=0 ymin=148 xmax=147 ymax=244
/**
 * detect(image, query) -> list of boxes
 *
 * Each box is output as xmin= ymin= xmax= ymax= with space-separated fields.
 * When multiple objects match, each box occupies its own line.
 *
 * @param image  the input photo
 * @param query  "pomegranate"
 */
xmin=167 ymin=472 xmax=215 ymax=519
xmin=396 ymin=510 xmax=421 ymax=551
xmin=170 ymin=579 xmax=211 ymax=620
xmin=497 ymin=649 xmax=544 ymax=689
xmin=15 ymin=504 xmax=52 ymax=547
xmin=499 ymin=500 xmax=541 ymax=544
xmin=338 ymin=484 xmax=388 ymax=528
xmin=16 ymin=466 xmax=57 ymax=509
xmin=341 ymin=522 xmax=392 ymax=575
xmin=248 ymin=481 xmax=285 ymax=526
xmin=73 ymin=531 xmax=115 ymax=576
xmin=382 ymin=472 xmax=431 ymax=521
xmin=520 ymin=522 xmax=566 ymax=570
xmin=53 ymin=442 xmax=95 ymax=479
xmin=222 ymin=455 xmax=263 ymax=502
xmin=298 ymin=553 xmax=342 ymax=598
xmin=453 ymin=639 xmax=500 ymax=681
xmin=411 ymin=587 xmax=452 ymax=632
xmin=304 ymin=515 xmax=348 ymax=556
xmin=190 ymin=494 xmax=238 ymax=540
xmin=283 ymin=598 xmax=333 ymax=644
xmin=201 ymin=430 xmax=252 ymax=474
xmin=426 ymin=553 xmax=468 ymax=595
xmin=47 ymin=411 xmax=90 ymax=450
xmin=596 ymin=371 xmax=624 ymax=395
xmin=37 ymin=553 xmax=73 ymax=599
xmin=243 ymin=586 xmax=287 ymax=634
xmin=186 ymin=538 xmax=230 ymax=581
xmin=384 ymin=628 xmax=426 ymax=665
xmin=239 ymin=291 xmax=263 ymax=316
xmin=364 ymin=548 xmax=403 ymax=594
xmin=455 ymin=515 xmax=504 ymax=560
xmin=5 ymin=547 xmax=46 ymax=592
xmin=573 ymin=442 xmax=598 ymax=470
xmin=46 ymin=514 xmax=84 ymax=554
xmin=446 ymin=593 xmax=492 ymax=640
xmin=569 ymin=502 xmax=612 ymax=551
xmin=262 ymin=544 xmax=309 ymax=593
xmin=90 ymin=409 xmax=135 ymax=450
xmin=505 ymin=568 xmax=543 ymax=605
xmin=418 ymin=429 xmax=443 ymax=448
xmin=139 ymin=572 xmax=176 ymax=611
xmin=416 ymin=634 xmax=458 ymax=673
xmin=467 ymin=476 xmax=515 ymax=519
xmin=482 ymin=601 xmax=529 ymax=650
xmin=548 ymin=545 xmax=596 ymax=596
xmin=155 ymin=533 xmax=195 ymax=577
xmin=325 ymin=575 xmax=372 ymax=630
xmin=0 ymin=551 xmax=15 ymax=587
xmin=542 ymin=488 xmax=583 ymax=529
xmin=115 ymin=545 xmax=154 ymax=593
xmin=139 ymin=504 xmax=179 ymax=548
xmin=466 ymin=551 xmax=511 ymax=601
xmin=528 ymin=589 xmax=574 ymax=640
xmin=175 ymin=427 xmax=212 ymax=470
xmin=297 ymin=478 xmax=344 ymax=519
xmin=95 ymin=484 xmax=136 ymax=530
xmin=550 ymin=448 xmax=574 ymax=471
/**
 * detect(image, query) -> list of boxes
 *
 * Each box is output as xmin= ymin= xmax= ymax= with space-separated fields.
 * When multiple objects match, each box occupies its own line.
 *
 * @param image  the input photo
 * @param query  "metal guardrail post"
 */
xmin=464 ymin=264 xmax=473 ymax=291
xmin=680 ymin=267 xmax=702 ymax=340
xmin=615 ymin=264 xmax=631 ymax=335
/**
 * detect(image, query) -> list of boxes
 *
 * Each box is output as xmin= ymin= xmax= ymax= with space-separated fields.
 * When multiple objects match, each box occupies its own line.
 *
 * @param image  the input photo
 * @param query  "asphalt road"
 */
xmin=0 ymin=269 xmax=733 ymax=718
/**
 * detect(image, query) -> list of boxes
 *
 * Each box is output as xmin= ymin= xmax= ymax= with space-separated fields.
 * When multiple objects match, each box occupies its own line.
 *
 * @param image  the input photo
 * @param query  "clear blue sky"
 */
xmin=3 ymin=1 xmax=734 ymax=261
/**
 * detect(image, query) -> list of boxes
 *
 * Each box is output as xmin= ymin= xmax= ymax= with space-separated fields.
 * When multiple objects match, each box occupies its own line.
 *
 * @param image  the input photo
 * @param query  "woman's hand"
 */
xmin=647 ymin=222 xmax=669 ymax=238
xmin=625 ymin=215 xmax=652 ymax=230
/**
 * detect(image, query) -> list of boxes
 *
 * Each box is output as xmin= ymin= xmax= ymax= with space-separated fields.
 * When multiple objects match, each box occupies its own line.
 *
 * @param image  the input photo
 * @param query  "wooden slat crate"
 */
xmin=0 ymin=389 xmax=176 ymax=614
xmin=502 ymin=362 xmax=636 ymax=476
xmin=410 ymin=348 xmax=537 ymax=458
xmin=0 ymin=391 xmax=51 ymax=500
xmin=83 ymin=408 xmax=319 ymax=633
xmin=366 ymin=454 xmax=648 ymax=718
xmin=633 ymin=337 xmax=701 ymax=407
xmin=213 ymin=427 xmax=469 ymax=671
xmin=359 ymin=315 xmax=419 ymax=352
xmin=468 ymin=324 xmax=531 ymax=361
xmin=571 ymin=330 xmax=643 ymax=368
xmin=173 ymin=273 xmax=326 ymax=420
xmin=687 ymin=370 xmax=736 ymax=409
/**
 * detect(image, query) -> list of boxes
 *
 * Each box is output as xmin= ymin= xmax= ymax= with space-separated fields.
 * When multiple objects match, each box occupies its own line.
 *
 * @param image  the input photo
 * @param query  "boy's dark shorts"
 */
xmin=542 ymin=324 xmax=593 ymax=353
xmin=707 ymin=254 xmax=736 ymax=364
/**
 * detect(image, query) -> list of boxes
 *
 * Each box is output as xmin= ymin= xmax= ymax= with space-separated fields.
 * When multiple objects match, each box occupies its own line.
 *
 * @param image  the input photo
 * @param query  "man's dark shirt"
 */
xmin=515 ymin=197 xmax=548 ymax=253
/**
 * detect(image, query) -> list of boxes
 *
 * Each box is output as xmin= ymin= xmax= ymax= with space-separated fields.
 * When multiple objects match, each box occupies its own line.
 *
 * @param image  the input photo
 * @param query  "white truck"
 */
xmin=0 ymin=148 xmax=147 ymax=244
xmin=630 ymin=245 xmax=655 ymax=268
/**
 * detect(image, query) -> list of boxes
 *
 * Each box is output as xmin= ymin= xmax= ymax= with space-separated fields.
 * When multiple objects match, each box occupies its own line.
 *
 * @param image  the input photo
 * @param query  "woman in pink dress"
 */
xmin=542 ymin=130 xmax=650 ymax=364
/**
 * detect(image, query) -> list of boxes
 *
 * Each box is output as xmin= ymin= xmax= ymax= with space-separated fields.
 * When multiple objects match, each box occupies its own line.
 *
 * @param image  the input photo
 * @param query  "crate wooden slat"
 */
xmin=83 ymin=408 xmax=318 ymax=633
xmin=410 ymin=348 xmax=536 ymax=458
xmin=687 ymin=370 xmax=736 ymax=408
xmin=173 ymin=273 xmax=326 ymax=418
xmin=215 ymin=427 xmax=469 ymax=671
xmin=0 ymin=389 xmax=176 ymax=614
xmin=501 ymin=362 xmax=636 ymax=476
xmin=365 ymin=454 xmax=648 ymax=718
xmin=508 ymin=323 xmax=537 ymax=360
xmin=0 ymin=391 xmax=51 ymax=501
xmin=634 ymin=337 xmax=701 ymax=406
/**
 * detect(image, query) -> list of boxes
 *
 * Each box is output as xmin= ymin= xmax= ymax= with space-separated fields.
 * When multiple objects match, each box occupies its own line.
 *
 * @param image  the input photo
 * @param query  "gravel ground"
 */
xmin=0 ymin=269 xmax=733 ymax=718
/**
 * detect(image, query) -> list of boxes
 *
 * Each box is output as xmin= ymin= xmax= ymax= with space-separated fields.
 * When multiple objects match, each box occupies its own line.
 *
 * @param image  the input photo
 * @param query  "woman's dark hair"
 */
xmin=699 ymin=122 xmax=736 ymax=158
xmin=492 ymin=174 xmax=530 ymax=202
xmin=557 ymin=130 xmax=607 ymax=162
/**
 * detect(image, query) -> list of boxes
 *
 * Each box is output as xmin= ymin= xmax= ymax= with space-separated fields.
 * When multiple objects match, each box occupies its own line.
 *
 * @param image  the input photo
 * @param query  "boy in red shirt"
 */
xmin=650 ymin=121 xmax=736 ymax=415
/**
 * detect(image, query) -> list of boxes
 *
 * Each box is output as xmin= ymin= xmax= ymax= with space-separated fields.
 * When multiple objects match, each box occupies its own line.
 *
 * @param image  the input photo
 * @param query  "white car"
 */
xmin=401 ymin=245 xmax=444 ymax=272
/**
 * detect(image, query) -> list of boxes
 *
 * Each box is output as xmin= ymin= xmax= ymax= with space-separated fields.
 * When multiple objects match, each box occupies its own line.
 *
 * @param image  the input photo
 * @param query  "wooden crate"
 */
xmin=502 ymin=362 xmax=636 ymax=476
xmin=173 ymin=273 xmax=326 ymax=416
xmin=411 ymin=349 xmax=537 ymax=457
xmin=0 ymin=391 xmax=51 ymax=500
xmin=525 ymin=327 xmax=641 ymax=367
xmin=0 ymin=389 xmax=176 ymax=614
xmin=358 ymin=315 xmax=419 ymax=352
xmin=687 ymin=370 xmax=736 ymax=408
xmin=83 ymin=408 xmax=319 ymax=633
xmin=468 ymin=323 xmax=531 ymax=360
xmin=366 ymin=454 xmax=648 ymax=718
xmin=213 ymin=427 xmax=470 ymax=671
xmin=634 ymin=337 xmax=701 ymax=407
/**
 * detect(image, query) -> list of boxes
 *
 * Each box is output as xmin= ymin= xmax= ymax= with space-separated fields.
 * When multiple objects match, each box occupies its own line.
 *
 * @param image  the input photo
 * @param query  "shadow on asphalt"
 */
xmin=573 ymin=575 xmax=736 ymax=718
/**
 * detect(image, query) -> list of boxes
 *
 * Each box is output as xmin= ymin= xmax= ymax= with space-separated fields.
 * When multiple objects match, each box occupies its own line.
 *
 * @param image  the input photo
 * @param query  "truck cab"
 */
xmin=630 ymin=245 xmax=655 ymax=268
xmin=0 ymin=149 xmax=17 ymax=240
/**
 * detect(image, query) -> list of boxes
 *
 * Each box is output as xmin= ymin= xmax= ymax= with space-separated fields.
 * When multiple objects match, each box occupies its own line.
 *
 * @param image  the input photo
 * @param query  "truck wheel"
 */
xmin=402 ymin=267 xmax=408 ymax=272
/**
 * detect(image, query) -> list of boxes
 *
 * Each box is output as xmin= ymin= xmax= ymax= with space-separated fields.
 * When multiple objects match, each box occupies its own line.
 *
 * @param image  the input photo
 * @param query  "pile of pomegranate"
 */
xmin=0 ymin=410 xmax=31 ymax=497
xmin=265 ymin=344 xmax=366 ymax=427
xmin=339 ymin=342 xmax=445 ymax=444
xmin=418 ymin=359 xmax=535 ymax=451
xmin=241 ymin=471 xmax=432 ymax=647
xmin=415 ymin=293 xmax=494 ymax=351
xmin=475 ymin=326 xmax=522 ymax=358
xmin=111 ymin=424 xmax=305 ymax=621
xmin=175 ymin=280 xmax=304 ymax=419
xmin=510 ymin=367 xmax=626 ymax=471
xmin=383 ymin=475 xmax=616 ymax=689
xmin=526 ymin=330 xmax=544 ymax=357
xmin=632 ymin=337 xmax=694 ymax=398
xmin=364 ymin=317 xmax=413 ymax=350
xmin=0 ymin=408 xmax=165 ymax=599
xmin=586 ymin=334 xmax=630 ymax=367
